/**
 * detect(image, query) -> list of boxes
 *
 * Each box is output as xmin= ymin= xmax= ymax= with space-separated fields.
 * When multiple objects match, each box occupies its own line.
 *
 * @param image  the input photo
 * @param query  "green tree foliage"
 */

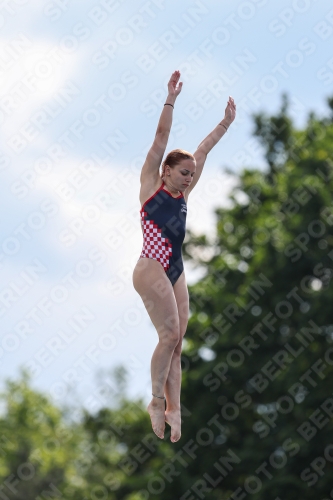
xmin=0 ymin=369 xmax=126 ymax=499
xmin=178 ymin=93 xmax=333 ymax=499
xmin=0 ymin=369 xmax=79 ymax=499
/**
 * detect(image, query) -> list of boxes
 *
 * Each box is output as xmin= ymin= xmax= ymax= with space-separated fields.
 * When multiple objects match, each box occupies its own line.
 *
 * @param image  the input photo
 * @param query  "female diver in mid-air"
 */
xmin=132 ymin=70 xmax=236 ymax=442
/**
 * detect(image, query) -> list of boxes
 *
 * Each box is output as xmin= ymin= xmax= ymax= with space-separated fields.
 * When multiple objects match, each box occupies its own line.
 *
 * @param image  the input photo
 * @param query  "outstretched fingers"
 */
xmin=228 ymin=96 xmax=236 ymax=108
xmin=169 ymin=69 xmax=180 ymax=81
xmin=168 ymin=70 xmax=183 ymax=96
xmin=225 ymin=95 xmax=236 ymax=122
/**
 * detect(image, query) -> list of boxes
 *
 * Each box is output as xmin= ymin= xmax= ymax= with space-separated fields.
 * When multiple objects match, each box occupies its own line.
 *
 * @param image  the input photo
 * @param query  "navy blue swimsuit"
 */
xmin=140 ymin=182 xmax=187 ymax=286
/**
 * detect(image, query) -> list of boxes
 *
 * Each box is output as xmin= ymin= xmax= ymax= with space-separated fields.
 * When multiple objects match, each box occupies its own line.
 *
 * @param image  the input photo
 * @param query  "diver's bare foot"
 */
xmin=165 ymin=409 xmax=181 ymax=443
xmin=147 ymin=399 xmax=165 ymax=439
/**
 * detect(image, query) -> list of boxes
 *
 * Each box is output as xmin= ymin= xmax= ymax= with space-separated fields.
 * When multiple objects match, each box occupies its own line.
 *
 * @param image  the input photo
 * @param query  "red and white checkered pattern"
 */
xmin=140 ymin=211 xmax=172 ymax=270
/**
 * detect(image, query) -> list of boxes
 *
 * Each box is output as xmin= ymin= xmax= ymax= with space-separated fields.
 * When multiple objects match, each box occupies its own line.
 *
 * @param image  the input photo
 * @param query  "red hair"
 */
xmin=160 ymin=149 xmax=195 ymax=179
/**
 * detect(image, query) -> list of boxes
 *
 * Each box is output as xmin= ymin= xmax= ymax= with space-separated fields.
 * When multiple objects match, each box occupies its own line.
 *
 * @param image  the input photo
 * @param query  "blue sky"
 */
xmin=1 ymin=0 xmax=333 ymax=412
